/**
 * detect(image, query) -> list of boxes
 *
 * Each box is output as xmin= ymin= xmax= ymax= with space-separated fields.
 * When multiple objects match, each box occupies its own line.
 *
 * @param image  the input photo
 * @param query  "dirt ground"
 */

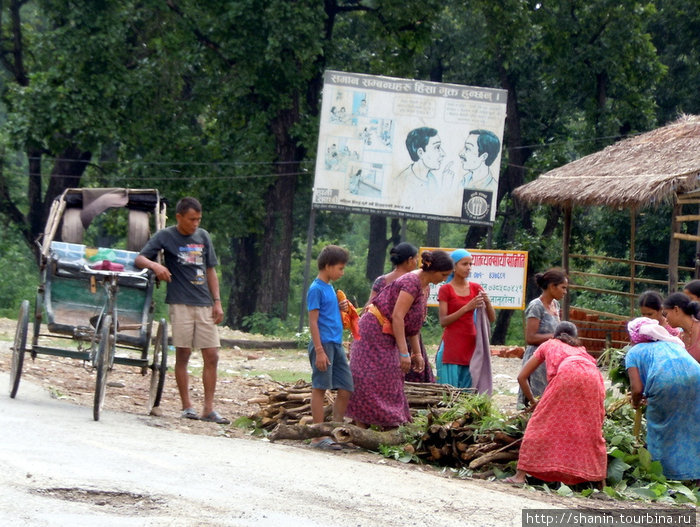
xmin=5 ymin=317 xmax=691 ymax=519
xmin=0 ymin=317 xmax=522 ymax=439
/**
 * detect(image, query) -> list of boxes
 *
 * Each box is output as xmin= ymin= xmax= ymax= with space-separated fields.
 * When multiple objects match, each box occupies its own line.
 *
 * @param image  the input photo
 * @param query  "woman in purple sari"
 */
xmin=346 ymin=250 xmax=453 ymax=428
xmin=368 ymin=242 xmax=435 ymax=383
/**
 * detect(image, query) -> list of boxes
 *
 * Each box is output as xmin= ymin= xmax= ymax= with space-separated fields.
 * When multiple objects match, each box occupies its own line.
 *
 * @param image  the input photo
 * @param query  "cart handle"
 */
xmin=81 ymin=264 xmax=151 ymax=281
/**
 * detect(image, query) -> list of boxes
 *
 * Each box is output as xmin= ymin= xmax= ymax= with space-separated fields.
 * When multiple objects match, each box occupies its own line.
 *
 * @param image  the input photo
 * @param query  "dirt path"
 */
xmin=2 ymin=318 xmax=684 ymax=525
xmin=0 ymin=317 xmax=523 ymax=440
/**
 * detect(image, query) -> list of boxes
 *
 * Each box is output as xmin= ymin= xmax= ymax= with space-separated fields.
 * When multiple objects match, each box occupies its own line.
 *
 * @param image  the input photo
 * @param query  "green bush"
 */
xmin=0 ymin=227 xmax=39 ymax=318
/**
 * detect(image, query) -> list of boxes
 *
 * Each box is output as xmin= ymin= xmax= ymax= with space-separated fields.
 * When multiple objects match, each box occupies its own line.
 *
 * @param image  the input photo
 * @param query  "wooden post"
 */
xmin=696 ymin=203 xmax=700 ymax=279
xmin=562 ymin=205 xmax=572 ymax=321
xmin=298 ymin=207 xmax=317 ymax=332
xmin=629 ymin=208 xmax=636 ymax=317
xmin=668 ymin=199 xmax=681 ymax=294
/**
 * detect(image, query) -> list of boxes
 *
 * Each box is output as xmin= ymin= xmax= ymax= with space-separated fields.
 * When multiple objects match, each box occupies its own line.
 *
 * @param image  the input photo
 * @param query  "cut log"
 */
xmin=269 ymin=422 xmax=341 ymax=442
xmin=268 ymin=422 xmax=405 ymax=451
xmin=332 ymin=425 xmax=404 ymax=450
xmin=468 ymin=450 xmax=519 ymax=470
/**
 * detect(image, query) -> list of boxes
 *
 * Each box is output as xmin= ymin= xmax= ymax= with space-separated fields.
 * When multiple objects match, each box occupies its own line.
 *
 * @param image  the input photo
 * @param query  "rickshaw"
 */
xmin=9 ymin=188 xmax=169 ymax=421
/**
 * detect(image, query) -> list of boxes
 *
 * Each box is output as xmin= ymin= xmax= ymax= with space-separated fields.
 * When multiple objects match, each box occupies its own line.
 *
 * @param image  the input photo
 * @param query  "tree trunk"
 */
xmin=491 ymin=309 xmax=513 ymax=345
xmin=366 ymin=214 xmax=389 ymax=282
xmin=225 ymin=234 xmax=260 ymax=328
xmin=257 ymin=107 xmax=303 ymax=320
xmin=426 ymin=220 xmax=440 ymax=247
xmin=29 ymin=147 xmax=90 ymax=260
xmin=489 ymin=65 xmax=531 ymax=342
xmin=464 ymin=225 xmax=488 ymax=248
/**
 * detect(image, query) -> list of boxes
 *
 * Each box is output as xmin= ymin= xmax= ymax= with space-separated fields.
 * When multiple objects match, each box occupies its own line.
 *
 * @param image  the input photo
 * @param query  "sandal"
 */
xmin=502 ymin=476 xmax=526 ymax=485
xmin=181 ymin=408 xmax=200 ymax=420
xmin=311 ymin=437 xmax=342 ymax=451
xmin=201 ymin=411 xmax=230 ymax=425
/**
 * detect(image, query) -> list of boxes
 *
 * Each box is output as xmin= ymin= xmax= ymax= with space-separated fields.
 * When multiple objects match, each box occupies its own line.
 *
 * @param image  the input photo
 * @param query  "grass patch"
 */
xmin=240 ymin=369 xmax=310 ymax=384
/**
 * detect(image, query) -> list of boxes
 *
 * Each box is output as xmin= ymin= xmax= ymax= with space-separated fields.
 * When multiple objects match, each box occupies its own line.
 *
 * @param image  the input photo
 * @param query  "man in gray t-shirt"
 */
xmin=135 ymin=197 xmax=229 ymax=424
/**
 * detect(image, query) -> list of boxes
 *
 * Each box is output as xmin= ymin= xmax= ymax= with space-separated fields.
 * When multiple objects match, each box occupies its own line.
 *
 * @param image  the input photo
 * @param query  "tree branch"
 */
xmin=164 ymin=0 xmax=236 ymax=67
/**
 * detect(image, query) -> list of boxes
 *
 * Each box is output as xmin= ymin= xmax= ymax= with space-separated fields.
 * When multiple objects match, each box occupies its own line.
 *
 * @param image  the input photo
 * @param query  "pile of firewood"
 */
xmin=247 ymin=380 xmax=473 ymax=431
xmin=248 ymin=380 xmax=525 ymax=472
xmin=412 ymin=411 xmax=522 ymax=471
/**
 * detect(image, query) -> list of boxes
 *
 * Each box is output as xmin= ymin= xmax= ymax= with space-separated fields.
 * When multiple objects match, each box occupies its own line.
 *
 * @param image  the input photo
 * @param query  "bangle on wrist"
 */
xmin=213 ymin=298 xmax=221 ymax=302
xmin=399 ymin=352 xmax=410 ymax=358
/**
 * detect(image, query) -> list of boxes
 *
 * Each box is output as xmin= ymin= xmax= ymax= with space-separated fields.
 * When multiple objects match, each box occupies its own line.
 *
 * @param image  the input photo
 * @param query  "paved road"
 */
xmin=0 ymin=372 xmax=558 ymax=526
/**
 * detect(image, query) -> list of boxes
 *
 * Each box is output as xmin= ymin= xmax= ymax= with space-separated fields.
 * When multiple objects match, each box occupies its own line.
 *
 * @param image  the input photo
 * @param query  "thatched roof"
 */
xmin=513 ymin=114 xmax=700 ymax=208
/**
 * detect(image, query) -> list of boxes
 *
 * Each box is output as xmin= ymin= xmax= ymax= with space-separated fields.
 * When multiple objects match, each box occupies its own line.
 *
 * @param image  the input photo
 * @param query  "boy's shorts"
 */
xmin=308 ymin=341 xmax=354 ymax=392
xmin=169 ymin=304 xmax=220 ymax=349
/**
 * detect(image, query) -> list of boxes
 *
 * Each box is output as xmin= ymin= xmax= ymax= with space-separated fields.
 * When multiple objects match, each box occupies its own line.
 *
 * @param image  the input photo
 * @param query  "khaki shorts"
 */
xmin=169 ymin=304 xmax=220 ymax=349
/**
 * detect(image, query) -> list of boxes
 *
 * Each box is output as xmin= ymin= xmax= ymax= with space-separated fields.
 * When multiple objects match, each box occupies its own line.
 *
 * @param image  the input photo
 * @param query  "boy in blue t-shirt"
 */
xmin=307 ymin=245 xmax=353 ymax=449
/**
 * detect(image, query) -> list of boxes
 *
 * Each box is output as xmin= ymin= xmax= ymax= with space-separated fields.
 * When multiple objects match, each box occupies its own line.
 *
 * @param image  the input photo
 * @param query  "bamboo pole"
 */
xmin=570 ymin=253 xmax=692 ymax=272
xmin=568 ymin=270 xmax=668 ymax=287
xmin=630 ymin=208 xmax=636 ymax=317
xmin=633 ymin=407 xmax=643 ymax=442
xmin=668 ymin=199 xmax=682 ymax=293
xmin=568 ymin=284 xmax=637 ymax=298
xmin=562 ymin=205 xmax=571 ymax=321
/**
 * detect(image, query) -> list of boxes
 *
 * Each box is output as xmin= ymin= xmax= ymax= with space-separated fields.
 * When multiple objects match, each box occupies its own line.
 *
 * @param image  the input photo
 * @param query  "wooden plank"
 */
xmin=675 ymin=214 xmax=700 ymax=222
xmin=570 ymin=254 xmax=693 ymax=272
xmin=568 ymin=284 xmax=637 ymax=298
xmin=568 ymin=270 xmax=668 ymax=287
xmin=673 ymin=232 xmax=700 ymax=242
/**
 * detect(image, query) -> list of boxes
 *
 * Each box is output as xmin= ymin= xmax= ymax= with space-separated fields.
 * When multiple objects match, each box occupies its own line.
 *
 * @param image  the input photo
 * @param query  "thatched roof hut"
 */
xmin=512 ymin=114 xmax=700 ymax=323
xmin=514 ymin=114 xmax=700 ymax=209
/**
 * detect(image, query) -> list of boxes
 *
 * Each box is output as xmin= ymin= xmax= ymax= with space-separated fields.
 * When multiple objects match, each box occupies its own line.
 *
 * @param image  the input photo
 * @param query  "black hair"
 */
xmin=683 ymin=280 xmax=700 ymax=298
xmin=317 ymin=244 xmax=349 ymax=269
xmin=389 ymin=242 xmax=418 ymax=266
xmin=176 ymin=196 xmax=202 ymax=215
xmin=534 ymin=268 xmax=568 ymax=290
xmin=420 ymin=250 xmax=453 ymax=272
xmin=469 ymin=129 xmax=501 ymax=167
xmin=638 ymin=290 xmax=663 ymax=311
xmin=553 ymin=321 xmax=580 ymax=346
xmin=663 ymin=292 xmax=700 ymax=317
xmin=405 ymin=127 xmax=438 ymax=162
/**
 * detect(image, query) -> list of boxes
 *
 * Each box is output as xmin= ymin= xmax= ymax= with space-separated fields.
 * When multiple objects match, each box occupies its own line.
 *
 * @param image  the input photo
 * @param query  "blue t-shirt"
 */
xmin=307 ymin=278 xmax=343 ymax=344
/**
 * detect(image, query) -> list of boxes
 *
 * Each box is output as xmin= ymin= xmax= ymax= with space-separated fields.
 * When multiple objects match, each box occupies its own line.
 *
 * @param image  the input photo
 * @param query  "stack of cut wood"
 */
xmin=247 ymin=380 xmax=473 ymax=431
xmin=414 ymin=411 xmax=522 ymax=471
xmin=249 ymin=379 xmax=524 ymax=472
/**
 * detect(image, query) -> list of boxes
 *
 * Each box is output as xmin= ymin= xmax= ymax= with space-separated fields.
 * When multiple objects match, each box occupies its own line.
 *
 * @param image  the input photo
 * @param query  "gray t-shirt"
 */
xmin=139 ymin=226 xmax=218 ymax=306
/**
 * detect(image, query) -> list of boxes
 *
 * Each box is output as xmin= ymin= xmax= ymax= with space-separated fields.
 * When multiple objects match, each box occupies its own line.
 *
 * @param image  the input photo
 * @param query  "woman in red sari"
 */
xmin=504 ymin=321 xmax=606 ymax=485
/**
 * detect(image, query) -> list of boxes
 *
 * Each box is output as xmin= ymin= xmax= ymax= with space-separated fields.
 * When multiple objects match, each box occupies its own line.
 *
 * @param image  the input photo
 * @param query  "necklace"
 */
xmin=682 ymin=319 xmax=696 ymax=348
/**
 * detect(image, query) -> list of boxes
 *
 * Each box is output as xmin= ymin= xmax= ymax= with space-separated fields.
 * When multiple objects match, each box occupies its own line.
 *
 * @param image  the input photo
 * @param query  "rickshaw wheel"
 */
xmin=10 ymin=300 xmax=29 ymax=398
xmin=148 ymin=320 xmax=168 ymax=412
xmin=93 ymin=315 xmax=112 ymax=421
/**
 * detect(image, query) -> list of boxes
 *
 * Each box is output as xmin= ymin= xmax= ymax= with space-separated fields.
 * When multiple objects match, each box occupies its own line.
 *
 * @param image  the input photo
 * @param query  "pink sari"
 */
xmin=517 ymin=339 xmax=607 ymax=484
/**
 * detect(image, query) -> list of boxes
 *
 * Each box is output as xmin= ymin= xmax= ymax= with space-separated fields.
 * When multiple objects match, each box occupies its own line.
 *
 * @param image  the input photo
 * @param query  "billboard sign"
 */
xmin=313 ymin=71 xmax=508 ymax=225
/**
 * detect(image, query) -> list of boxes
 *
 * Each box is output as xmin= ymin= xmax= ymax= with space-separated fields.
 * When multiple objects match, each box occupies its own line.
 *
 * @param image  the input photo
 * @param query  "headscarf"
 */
xmin=447 ymin=249 xmax=472 ymax=283
xmin=627 ymin=317 xmax=685 ymax=347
